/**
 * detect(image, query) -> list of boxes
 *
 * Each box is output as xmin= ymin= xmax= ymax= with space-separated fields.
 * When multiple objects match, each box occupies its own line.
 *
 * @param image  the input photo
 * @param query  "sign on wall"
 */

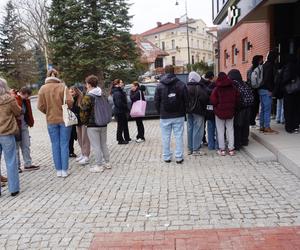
xmin=227 ymin=5 xmax=241 ymax=27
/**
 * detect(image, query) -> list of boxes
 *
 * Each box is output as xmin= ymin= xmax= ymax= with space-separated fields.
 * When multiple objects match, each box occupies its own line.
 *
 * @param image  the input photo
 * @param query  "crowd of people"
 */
xmin=1 ymin=50 xmax=300 ymax=197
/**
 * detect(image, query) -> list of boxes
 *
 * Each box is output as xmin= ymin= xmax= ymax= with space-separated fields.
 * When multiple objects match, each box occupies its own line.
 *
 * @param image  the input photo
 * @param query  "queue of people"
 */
xmin=1 ymin=51 xmax=300 ymax=196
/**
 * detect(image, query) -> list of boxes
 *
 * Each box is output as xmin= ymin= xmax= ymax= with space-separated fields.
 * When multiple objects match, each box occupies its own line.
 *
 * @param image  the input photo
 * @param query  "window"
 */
xmin=146 ymin=86 xmax=156 ymax=96
xmin=232 ymin=44 xmax=237 ymax=65
xmin=197 ymin=40 xmax=200 ymax=48
xmin=224 ymin=49 xmax=227 ymax=67
xmin=162 ymin=41 xmax=165 ymax=51
xmin=191 ymin=39 xmax=194 ymax=48
xmin=172 ymin=56 xmax=176 ymax=66
xmin=242 ymin=38 xmax=248 ymax=62
xmin=192 ymin=55 xmax=195 ymax=64
xmin=155 ymin=58 xmax=163 ymax=68
xmin=171 ymin=39 xmax=175 ymax=50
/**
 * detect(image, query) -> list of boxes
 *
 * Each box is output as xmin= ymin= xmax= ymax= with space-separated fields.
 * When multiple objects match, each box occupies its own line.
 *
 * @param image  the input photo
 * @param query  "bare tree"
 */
xmin=14 ymin=0 xmax=50 ymax=70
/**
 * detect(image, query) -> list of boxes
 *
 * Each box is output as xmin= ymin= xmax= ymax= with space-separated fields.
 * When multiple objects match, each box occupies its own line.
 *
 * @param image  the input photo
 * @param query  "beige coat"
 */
xmin=37 ymin=78 xmax=73 ymax=124
xmin=0 ymin=94 xmax=22 ymax=135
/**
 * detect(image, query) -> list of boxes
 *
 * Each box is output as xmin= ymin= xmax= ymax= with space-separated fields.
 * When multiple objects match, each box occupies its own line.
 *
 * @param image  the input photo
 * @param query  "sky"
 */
xmin=0 ymin=0 xmax=213 ymax=33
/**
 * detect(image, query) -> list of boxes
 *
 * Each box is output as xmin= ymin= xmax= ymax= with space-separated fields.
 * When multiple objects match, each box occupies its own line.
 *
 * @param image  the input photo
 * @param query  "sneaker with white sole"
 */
xmin=104 ymin=163 xmax=112 ymax=169
xmin=135 ymin=138 xmax=145 ymax=143
xmin=78 ymin=156 xmax=89 ymax=165
xmin=89 ymin=165 xmax=102 ymax=173
xmin=61 ymin=170 xmax=68 ymax=178
xmin=57 ymin=170 xmax=62 ymax=177
xmin=76 ymin=155 xmax=83 ymax=162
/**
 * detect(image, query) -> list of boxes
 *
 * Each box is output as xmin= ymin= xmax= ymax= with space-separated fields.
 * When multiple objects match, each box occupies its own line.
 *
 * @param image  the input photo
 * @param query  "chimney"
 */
xmin=175 ymin=18 xmax=180 ymax=24
xmin=157 ymin=22 xmax=162 ymax=27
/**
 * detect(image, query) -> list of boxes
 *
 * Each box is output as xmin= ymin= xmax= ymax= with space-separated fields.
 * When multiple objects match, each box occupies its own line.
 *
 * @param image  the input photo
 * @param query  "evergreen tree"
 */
xmin=0 ymin=0 xmax=38 ymax=88
xmin=49 ymin=0 xmax=138 ymax=84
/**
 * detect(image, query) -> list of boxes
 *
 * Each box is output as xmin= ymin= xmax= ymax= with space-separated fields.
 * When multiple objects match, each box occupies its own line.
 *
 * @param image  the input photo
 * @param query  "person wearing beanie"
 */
xmin=0 ymin=77 xmax=21 ymax=197
xmin=37 ymin=69 xmax=73 ymax=178
xmin=210 ymin=72 xmax=240 ymax=156
xmin=186 ymin=71 xmax=209 ymax=155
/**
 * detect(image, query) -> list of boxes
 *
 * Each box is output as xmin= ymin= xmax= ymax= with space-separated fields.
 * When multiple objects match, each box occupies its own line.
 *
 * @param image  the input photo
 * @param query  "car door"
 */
xmin=144 ymin=85 xmax=157 ymax=116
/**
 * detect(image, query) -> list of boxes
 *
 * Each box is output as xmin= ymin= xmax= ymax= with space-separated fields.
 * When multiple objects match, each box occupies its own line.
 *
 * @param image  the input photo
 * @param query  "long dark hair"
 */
xmin=251 ymin=55 xmax=263 ymax=69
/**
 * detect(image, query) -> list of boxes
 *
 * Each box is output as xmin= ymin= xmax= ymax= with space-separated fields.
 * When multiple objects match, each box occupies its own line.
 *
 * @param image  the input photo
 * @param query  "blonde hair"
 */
xmin=0 ymin=77 xmax=10 ymax=96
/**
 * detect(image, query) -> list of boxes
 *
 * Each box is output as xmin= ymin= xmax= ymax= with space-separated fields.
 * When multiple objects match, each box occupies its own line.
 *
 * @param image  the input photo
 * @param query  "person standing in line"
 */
xmin=282 ymin=55 xmax=300 ymax=133
xmin=154 ymin=65 xmax=188 ymax=164
xmin=15 ymin=87 xmax=40 ymax=171
xmin=210 ymin=72 xmax=240 ymax=156
xmin=80 ymin=75 xmax=111 ymax=173
xmin=228 ymin=69 xmax=254 ymax=150
xmin=0 ymin=78 xmax=21 ymax=196
xmin=186 ymin=72 xmax=209 ymax=156
xmin=69 ymin=86 xmax=91 ymax=165
xmin=247 ymin=55 xmax=263 ymax=127
xmin=111 ymin=79 xmax=131 ymax=144
xmin=130 ymin=81 xmax=146 ymax=143
xmin=68 ymin=87 xmax=80 ymax=158
xmin=37 ymin=69 xmax=73 ymax=178
xmin=259 ymin=51 xmax=278 ymax=133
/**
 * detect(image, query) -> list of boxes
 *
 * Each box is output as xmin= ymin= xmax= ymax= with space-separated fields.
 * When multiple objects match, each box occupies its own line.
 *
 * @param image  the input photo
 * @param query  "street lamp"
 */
xmin=175 ymin=0 xmax=191 ymax=71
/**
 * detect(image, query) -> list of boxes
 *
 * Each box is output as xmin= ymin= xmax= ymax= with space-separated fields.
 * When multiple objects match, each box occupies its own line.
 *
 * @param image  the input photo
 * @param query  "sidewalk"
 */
xmin=251 ymin=123 xmax=300 ymax=178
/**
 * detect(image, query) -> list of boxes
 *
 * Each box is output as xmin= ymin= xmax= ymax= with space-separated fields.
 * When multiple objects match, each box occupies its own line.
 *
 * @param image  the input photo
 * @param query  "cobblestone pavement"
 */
xmin=1 ymin=100 xmax=300 ymax=249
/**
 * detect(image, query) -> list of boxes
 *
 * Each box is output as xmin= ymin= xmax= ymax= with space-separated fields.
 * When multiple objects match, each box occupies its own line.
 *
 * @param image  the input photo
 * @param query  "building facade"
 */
xmin=213 ymin=0 xmax=300 ymax=80
xmin=140 ymin=18 xmax=215 ymax=68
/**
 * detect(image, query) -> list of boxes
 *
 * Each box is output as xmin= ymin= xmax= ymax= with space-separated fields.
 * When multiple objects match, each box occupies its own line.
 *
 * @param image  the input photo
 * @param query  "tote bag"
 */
xmin=130 ymin=91 xmax=147 ymax=118
xmin=62 ymin=86 xmax=78 ymax=127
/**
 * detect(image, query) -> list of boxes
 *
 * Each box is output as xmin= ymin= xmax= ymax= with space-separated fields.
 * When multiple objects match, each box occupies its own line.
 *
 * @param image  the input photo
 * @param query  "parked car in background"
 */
xmin=109 ymin=83 xmax=159 ymax=117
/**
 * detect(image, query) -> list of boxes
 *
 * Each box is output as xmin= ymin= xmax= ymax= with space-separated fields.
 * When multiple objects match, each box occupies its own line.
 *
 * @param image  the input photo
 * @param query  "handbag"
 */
xmin=285 ymin=77 xmax=300 ymax=94
xmin=130 ymin=91 xmax=147 ymax=118
xmin=62 ymin=86 xmax=78 ymax=127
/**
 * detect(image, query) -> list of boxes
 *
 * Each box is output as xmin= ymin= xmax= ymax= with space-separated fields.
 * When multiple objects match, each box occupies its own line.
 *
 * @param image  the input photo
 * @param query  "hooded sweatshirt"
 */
xmin=210 ymin=73 xmax=240 ymax=119
xmin=37 ymin=77 xmax=73 ymax=124
xmin=80 ymin=87 xmax=106 ymax=127
xmin=154 ymin=73 xmax=188 ymax=119
xmin=0 ymin=94 xmax=22 ymax=135
xmin=186 ymin=72 xmax=209 ymax=115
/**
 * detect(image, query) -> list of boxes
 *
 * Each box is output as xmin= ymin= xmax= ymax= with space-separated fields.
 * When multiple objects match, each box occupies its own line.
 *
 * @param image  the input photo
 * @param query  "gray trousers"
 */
xmin=215 ymin=116 xmax=234 ymax=151
xmin=18 ymin=125 xmax=32 ymax=167
xmin=87 ymin=127 xmax=110 ymax=166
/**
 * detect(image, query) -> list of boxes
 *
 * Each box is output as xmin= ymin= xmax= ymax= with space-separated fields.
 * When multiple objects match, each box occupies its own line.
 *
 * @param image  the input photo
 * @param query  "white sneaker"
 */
xmin=61 ymin=170 xmax=68 ymax=178
xmin=89 ymin=165 xmax=102 ymax=173
xmin=78 ymin=156 xmax=89 ymax=165
xmin=104 ymin=162 xmax=112 ymax=169
xmin=135 ymin=138 xmax=145 ymax=143
xmin=57 ymin=170 xmax=62 ymax=177
xmin=76 ymin=155 xmax=83 ymax=162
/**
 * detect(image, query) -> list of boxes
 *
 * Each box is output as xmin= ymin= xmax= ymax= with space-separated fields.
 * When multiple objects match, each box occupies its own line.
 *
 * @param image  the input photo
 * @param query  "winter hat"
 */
xmin=188 ymin=71 xmax=201 ymax=83
xmin=228 ymin=69 xmax=243 ymax=83
xmin=205 ymin=71 xmax=214 ymax=79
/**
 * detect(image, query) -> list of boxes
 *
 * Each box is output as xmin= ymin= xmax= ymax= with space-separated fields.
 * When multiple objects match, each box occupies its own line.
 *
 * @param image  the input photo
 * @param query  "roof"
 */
xmin=133 ymin=35 xmax=169 ymax=64
xmin=140 ymin=22 xmax=180 ymax=37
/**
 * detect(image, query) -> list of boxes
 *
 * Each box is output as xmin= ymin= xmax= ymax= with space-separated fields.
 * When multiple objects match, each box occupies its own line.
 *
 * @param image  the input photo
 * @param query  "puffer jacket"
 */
xmin=112 ymin=87 xmax=129 ymax=115
xmin=0 ymin=94 xmax=22 ymax=135
xmin=210 ymin=75 xmax=240 ymax=120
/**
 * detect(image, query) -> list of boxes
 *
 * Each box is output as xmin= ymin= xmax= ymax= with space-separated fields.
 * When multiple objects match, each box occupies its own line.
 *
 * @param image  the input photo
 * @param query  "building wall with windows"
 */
xmin=141 ymin=19 xmax=215 ymax=67
xmin=219 ymin=21 xmax=270 ymax=79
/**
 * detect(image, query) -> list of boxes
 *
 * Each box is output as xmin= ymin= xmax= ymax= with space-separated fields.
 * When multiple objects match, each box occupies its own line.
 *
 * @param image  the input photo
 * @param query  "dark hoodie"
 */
xmin=210 ymin=73 xmax=240 ymax=119
xmin=261 ymin=51 xmax=277 ymax=91
xmin=154 ymin=73 xmax=188 ymax=119
xmin=111 ymin=86 xmax=129 ymax=115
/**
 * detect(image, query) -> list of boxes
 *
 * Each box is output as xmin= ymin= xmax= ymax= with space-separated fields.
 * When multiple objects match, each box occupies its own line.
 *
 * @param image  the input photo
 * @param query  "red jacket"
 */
xmin=15 ymin=95 xmax=34 ymax=127
xmin=210 ymin=75 xmax=240 ymax=120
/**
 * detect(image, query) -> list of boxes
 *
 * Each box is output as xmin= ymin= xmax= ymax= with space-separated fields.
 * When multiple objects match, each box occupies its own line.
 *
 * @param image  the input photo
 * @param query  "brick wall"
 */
xmin=219 ymin=22 xmax=271 ymax=81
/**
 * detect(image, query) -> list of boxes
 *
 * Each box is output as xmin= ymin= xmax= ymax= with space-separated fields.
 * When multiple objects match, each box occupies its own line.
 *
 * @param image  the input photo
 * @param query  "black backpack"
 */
xmin=163 ymin=83 xmax=180 ymax=113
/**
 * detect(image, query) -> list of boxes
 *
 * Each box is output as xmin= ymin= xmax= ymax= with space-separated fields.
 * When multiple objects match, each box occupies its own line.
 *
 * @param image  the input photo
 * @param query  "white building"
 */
xmin=140 ymin=18 xmax=215 ymax=68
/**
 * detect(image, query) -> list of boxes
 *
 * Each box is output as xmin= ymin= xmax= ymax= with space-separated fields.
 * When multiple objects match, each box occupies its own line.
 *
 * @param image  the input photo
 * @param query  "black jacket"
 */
xmin=112 ymin=87 xmax=129 ymax=115
xmin=261 ymin=52 xmax=277 ymax=92
xmin=186 ymin=78 xmax=209 ymax=115
xmin=154 ymin=73 xmax=188 ymax=119
xmin=130 ymin=88 xmax=145 ymax=103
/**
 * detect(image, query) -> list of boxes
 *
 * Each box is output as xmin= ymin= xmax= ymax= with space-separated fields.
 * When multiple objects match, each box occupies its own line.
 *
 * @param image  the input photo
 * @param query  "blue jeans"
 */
xmin=187 ymin=114 xmax=205 ymax=152
xmin=160 ymin=117 xmax=184 ymax=161
xmin=207 ymin=119 xmax=218 ymax=150
xmin=47 ymin=124 xmax=71 ymax=171
xmin=259 ymin=89 xmax=272 ymax=128
xmin=276 ymin=99 xmax=285 ymax=123
xmin=0 ymin=135 xmax=20 ymax=193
